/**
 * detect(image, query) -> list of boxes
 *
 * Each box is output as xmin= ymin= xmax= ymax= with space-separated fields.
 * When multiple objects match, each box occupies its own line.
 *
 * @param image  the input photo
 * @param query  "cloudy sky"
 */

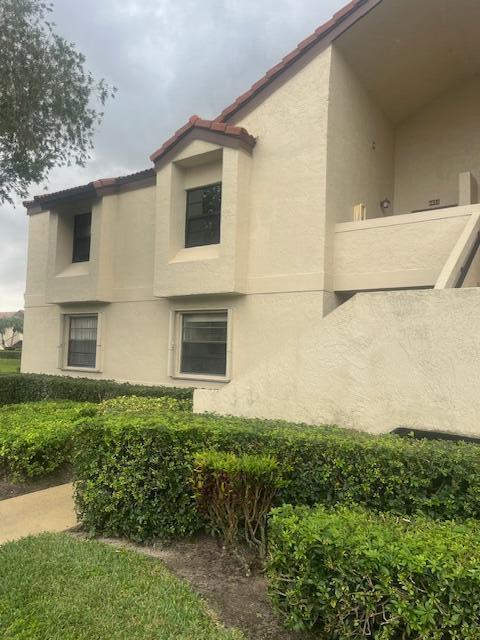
xmin=0 ymin=0 xmax=345 ymax=310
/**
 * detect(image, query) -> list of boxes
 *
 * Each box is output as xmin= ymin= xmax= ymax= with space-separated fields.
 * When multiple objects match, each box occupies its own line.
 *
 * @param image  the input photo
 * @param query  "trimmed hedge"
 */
xmin=0 ymin=373 xmax=193 ymax=406
xmin=0 ymin=350 xmax=21 ymax=360
xmin=0 ymin=401 xmax=95 ymax=481
xmin=98 ymin=395 xmax=192 ymax=414
xmin=73 ymin=411 xmax=480 ymax=542
xmin=267 ymin=505 xmax=480 ymax=638
xmin=193 ymin=451 xmax=283 ymax=555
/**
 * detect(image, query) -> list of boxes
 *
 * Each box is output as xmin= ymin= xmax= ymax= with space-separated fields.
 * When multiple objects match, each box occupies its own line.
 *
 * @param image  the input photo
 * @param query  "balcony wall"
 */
xmin=333 ymin=205 xmax=480 ymax=291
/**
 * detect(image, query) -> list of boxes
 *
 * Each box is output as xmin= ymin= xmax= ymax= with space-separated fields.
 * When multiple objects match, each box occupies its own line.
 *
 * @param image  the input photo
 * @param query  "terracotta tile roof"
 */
xmin=25 ymin=0 xmax=379 ymax=211
xmin=149 ymin=116 xmax=256 ymax=164
xmin=216 ymin=0 xmax=378 ymax=122
xmin=24 ymin=168 xmax=155 ymax=211
xmin=150 ymin=0 xmax=377 ymax=162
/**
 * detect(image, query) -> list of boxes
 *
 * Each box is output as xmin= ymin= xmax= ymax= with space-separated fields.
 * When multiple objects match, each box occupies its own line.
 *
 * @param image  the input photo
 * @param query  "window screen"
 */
xmin=72 ymin=212 xmax=92 ymax=263
xmin=180 ymin=312 xmax=227 ymax=376
xmin=67 ymin=315 xmax=97 ymax=368
xmin=185 ymin=183 xmax=221 ymax=248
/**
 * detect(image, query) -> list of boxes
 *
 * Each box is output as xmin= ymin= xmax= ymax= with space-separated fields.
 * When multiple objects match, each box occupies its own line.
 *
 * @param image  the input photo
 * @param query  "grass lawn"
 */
xmin=0 ymin=359 xmax=20 ymax=375
xmin=0 ymin=533 xmax=244 ymax=640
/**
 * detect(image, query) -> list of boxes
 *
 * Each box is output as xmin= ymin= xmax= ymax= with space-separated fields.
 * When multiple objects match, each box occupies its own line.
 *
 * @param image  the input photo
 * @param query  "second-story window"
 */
xmin=72 ymin=212 xmax=92 ymax=262
xmin=185 ymin=183 xmax=221 ymax=248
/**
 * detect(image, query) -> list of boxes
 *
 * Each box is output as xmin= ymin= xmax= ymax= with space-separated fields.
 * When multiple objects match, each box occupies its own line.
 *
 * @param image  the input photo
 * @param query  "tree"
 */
xmin=0 ymin=311 xmax=23 ymax=348
xmin=0 ymin=0 xmax=115 ymax=204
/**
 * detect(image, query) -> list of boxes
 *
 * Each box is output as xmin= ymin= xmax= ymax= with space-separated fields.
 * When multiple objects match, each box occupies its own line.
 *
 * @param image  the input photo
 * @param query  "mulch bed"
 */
xmin=73 ymin=533 xmax=309 ymax=640
xmin=0 ymin=466 xmax=71 ymax=501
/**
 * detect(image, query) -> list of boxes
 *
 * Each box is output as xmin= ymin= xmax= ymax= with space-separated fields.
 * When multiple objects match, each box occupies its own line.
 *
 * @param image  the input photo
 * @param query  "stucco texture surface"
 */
xmin=195 ymin=288 xmax=480 ymax=436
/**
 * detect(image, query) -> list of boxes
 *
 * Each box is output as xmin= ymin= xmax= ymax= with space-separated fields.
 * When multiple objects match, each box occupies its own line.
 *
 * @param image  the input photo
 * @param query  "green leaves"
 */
xmin=0 ymin=0 xmax=116 ymax=203
xmin=192 ymin=451 xmax=283 ymax=556
xmin=0 ymin=373 xmax=193 ymax=406
xmin=267 ymin=505 xmax=480 ymax=638
xmin=0 ymin=400 xmax=93 ymax=480
xmin=74 ymin=409 xmax=480 ymax=543
xmin=98 ymin=395 xmax=191 ymax=415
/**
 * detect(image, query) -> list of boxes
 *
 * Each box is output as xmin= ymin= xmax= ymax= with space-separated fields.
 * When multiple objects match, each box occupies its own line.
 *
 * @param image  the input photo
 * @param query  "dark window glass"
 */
xmin=180 ymin=312 xmax=227 ymax=376
xmin=72 ymin=212 xmax=92 ymax=262
xmin=185 ymin=183 xmax=221 ymax=248
xmin=67 ymin=315 xmax=97 ymax=368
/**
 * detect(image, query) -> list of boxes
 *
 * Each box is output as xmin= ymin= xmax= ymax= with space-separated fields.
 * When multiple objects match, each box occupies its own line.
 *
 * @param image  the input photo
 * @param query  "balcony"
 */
xmin=333 ymin=204 xmax=480 ymax=292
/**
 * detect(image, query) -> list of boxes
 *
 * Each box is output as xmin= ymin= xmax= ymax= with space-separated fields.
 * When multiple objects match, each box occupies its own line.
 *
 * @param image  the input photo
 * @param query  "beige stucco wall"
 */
xmin=22 ymin=291 xmax=326 ymax=389
xmin=22 ymin=46 xmax=336 ymax=383
xmin=333 ymin=206 xmax=477 ymax=291
xmin=111 ymin=185 xmax=156 ymax=300
xmin=22 ymin=36 xmax=480 ymax=439
xmin=394 ymin=77 xmax=480 ymax=214
xmin=154 ymin=141 xmax=252 ymax=297
xmin=195 ymin=288 xmax=480 ymax=437
xmin=326 ymin=47 xmax=395 ymax=225
xmin=232 ymin=47 xmax=332 ymax=305
xmin=24 ymin=210 xmax=50 ymax=308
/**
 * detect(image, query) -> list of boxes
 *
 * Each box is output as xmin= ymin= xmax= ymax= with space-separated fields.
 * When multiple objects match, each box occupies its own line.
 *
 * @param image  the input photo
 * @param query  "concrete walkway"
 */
xmin=0 ymin=483 xmax=77 ymax=545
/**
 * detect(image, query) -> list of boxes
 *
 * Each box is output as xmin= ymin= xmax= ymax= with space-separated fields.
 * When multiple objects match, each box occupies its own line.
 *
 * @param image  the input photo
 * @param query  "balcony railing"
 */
xmin=333 ymin=204 xmax=480 ymax=292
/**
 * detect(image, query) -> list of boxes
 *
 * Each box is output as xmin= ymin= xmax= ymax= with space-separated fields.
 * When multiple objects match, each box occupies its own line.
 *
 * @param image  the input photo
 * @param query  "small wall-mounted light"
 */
xmin=380 ymin=198 xmax=391 ymax=214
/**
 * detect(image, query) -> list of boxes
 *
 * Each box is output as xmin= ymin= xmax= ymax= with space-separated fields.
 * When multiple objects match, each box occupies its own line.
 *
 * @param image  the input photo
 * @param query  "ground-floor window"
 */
xmin=66 ymin=315 xmax=98 ymax=369
xmin=178 ymin=311 xmax=228 ymax=378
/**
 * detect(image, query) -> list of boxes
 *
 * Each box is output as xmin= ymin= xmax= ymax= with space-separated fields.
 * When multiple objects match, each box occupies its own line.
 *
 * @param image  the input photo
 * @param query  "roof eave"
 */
xmin=216 ymin=0 xmax=383 ymax=123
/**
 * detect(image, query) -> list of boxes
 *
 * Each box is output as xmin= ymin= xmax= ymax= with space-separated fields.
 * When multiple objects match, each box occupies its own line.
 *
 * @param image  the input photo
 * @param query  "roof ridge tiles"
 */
xmin=149 ymin=117 xmax=256 ymax=163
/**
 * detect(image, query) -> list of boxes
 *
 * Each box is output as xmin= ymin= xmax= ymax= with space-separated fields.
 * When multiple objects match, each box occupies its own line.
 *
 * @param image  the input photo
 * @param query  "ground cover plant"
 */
xmin=267 ymin=504 xmax=480 ymax=639
xmin=73 ymin=410 xmax=480 ymax=542
xmin=0 ymin=401 xmax=95 ymax=481
xmin=0 ymin=533 xmax=243 ymax=640
xmin=0 ymin=373 xmax=193 ymax=406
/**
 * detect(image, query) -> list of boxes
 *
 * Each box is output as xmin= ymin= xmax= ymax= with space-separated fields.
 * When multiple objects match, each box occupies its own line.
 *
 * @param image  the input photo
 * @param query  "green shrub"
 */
xmin=0 ymin=350 xmax=21 ymax=360
xmin=267 ymin=504 xmax=480 ymax=639
xmin=0 ymin=373 xmax=193 ymax=406
xmin=73 ymin=411 xmax=480 ymax=542
xmin=193 ymin=451 xmax=283 ymax=557
xmin=0 ymin=401 xmax=95 ymax=481
xmin=98 ymin=395 xmax=192 ymax=415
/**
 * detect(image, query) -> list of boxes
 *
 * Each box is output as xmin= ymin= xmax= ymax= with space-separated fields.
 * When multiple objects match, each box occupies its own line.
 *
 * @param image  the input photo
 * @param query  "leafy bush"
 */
xmin=0 ymin=350 xmax=21 ymax=360
xmin=0 ymin=401 xmax=95 ymax=481
xmin=193 ymin=451 xmax=283 ymax=557
xmin=98 ymin=395 xmax=192 ymax=415
xmin=267 ymin=504 xmax=480 ymax=639
xmin=73 ymin=411 xmax=480 ymax=542
xmin=0 ymin=373 xmax=193 ymax=406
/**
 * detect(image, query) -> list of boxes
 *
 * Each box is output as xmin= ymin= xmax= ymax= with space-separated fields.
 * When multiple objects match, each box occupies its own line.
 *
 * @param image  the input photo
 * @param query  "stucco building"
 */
xmin=23 ymin=0 xmax=480 ymax=436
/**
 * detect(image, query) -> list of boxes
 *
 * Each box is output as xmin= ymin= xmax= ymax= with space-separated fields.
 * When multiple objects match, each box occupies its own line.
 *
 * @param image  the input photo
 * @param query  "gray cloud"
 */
xmin=0 ymin=0 xmax=344 ymax=310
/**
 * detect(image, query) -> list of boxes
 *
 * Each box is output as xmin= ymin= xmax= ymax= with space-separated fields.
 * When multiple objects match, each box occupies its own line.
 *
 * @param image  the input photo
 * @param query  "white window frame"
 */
xmin=169 ymin=308 xmax=232 ymax=382
xmin=59 ymin=312 xmax=103 ymax=373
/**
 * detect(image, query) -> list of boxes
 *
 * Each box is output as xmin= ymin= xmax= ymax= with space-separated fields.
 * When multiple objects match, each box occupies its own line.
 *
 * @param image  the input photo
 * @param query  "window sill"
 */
xmin=60 ymin=366 xmax=102 ymax=374
xmin=172 ymin=373 xmax=230 ymax=383
xmin=170 ymin=244 xmax=220 ymax=264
